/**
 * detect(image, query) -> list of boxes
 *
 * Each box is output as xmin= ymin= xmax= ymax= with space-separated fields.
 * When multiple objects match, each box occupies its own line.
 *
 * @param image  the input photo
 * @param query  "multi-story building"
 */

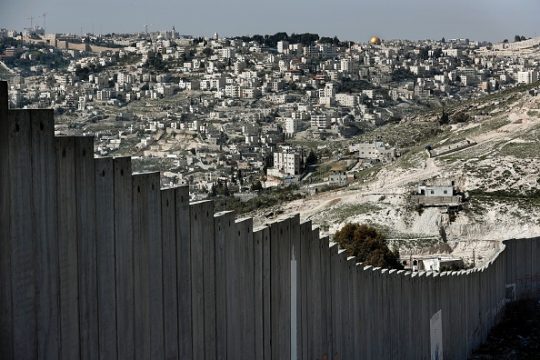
xmin=225 ymin=84 xmax=241 ymax=98
xmin=273 ymin=151 xmax=300 ymax=175
xmin=277 ymin=40 xmax=289 ymax=54
xmin=240 ymin=88 xmax=261 ymax=99
xmin=284 ymin=118 xmax=298 ymax=136
xmin=310 ymin=113 xmax=330 ymax=129
xmin=350 ymin=141 xmax=397 ymax=162
xmin=335 ymin=93 xmax=357 ymax=107
xmin=517 ymin=71 xmax=538 ymax=84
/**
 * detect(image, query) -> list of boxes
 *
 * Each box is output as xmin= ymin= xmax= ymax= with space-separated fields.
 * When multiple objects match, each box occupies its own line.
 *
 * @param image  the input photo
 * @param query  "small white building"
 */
xmin=350 ymin=141 xmax=396 ymax=162
xmin=417 ymin=181 xmax=454 ymax=197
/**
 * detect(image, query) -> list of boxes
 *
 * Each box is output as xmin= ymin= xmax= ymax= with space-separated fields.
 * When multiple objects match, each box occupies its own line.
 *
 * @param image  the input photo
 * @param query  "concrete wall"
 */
xmin=2 ymin=81 xmax=540 ymax=359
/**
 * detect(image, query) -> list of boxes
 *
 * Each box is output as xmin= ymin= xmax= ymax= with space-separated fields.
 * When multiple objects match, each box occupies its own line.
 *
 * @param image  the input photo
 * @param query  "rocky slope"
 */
xmin=252 ymin=84 xmax=540 ymax=263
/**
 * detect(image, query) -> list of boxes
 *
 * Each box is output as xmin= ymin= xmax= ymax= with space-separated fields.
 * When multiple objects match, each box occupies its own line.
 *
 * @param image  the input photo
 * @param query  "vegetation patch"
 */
xmin=469 ymin=188 xmax=540 ymax=207
xmin=213 ymin=187 xmax=304 ymax=214
xmin=500 ymin=142 xmax=539 ymax=158
xmin=333 ymin=202 xmax=382 ymax=222
xmin=334 ymin=223 xmax=403 ymax=269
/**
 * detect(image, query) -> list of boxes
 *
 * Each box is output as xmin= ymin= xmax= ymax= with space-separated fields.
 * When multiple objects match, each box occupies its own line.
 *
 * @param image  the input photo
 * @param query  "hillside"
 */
xmin=251 ymin=84 xmax=540 ymax=264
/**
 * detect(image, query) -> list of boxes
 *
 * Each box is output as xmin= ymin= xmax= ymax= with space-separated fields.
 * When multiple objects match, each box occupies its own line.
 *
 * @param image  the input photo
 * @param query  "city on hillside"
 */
xmin=2 ymin=25 xmax=540 ymax=272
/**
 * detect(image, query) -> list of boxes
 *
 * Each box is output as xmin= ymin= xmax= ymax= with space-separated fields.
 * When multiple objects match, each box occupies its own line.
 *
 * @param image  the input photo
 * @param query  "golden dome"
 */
xmin=370 ymin=36 xmax=381 ymax=45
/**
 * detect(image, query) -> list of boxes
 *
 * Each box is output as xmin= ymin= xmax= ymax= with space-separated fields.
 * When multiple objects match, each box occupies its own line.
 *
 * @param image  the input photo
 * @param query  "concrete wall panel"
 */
xmin=55 ymin=137 xmax=80 ymax=360
xmin=8 ymin=110 xmax=37 ymax=359
xmin=31 ymin=110 xmax=60 ymax=360
xmin=74 ymin=137 xmax=99 ymax=360
xmin=214 ymin=211 xmax=234 ymax=360
xmin=94 ymin=157 xmax=116 ymax=360
xmin=174 ymin=186 xmax=192 ymax=359
xmin=161 ymin=188 xmax=179 ymax=360
xmin=0 ymin=82 xmax=13 ymax=360
xmin=113 ymin=157 xmax=135 ymax=360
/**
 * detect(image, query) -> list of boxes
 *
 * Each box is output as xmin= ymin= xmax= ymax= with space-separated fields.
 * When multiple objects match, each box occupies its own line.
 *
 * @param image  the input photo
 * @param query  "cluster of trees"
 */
xmin=202 ymin=47 xmax=213 ymax=57
xmin=75 ymin=63 xmax=102 ymax=80
xmin=334 ymin=223 xmax=403 ymax=269
xmin=514 ymin=35 xmax=529 ymax=42
xmin=210 ymin=180 xmax=231 ymax=197
xmin=0 ymin=37 xmax=20 ymax=52
xmin=417 ymin=47 xmax=443 ymax=60
xmin=502 ymin=35 xmax=531 ymax=43
xmin=234 ymin=32 xmax=344 ymax=48
xmin=339 ymin=78 xmax=374 ymax=92
xmin=439 ymin=110 xmax=470 ymax=125
xmin=143 ymin=52 xmax=167 ymax=71
xmin=305 ymin=150 xmax=318 ymax=167
xmin=4 ymin=48 xmax=70 ymax=73
xmin=391 ymin=68 xmax=417 ymax=82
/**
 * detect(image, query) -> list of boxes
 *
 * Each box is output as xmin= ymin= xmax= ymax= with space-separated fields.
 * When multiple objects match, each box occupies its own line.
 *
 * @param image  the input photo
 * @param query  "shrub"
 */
xmin=334 ymin=223 xmax=403 ymax=269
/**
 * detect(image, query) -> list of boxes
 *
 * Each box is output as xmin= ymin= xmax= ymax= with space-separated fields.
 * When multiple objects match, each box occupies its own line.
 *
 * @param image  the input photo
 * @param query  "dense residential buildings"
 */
xmin=1 ymin=28 xmax=539 ymax=199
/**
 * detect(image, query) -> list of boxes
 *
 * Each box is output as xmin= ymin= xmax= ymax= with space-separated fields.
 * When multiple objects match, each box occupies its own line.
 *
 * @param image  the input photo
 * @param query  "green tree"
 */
xmin=202 ymin=47 xmax=213 ymax=57
xmin=439 ymin=109 xmax=450 ymax=125
xmin=305 ymin=150 xmax=318 ymax=166
xmin=237 ymin=169 xmax=243 ymax=186
xmin=251 ymin=180 xmax=263 ymax=191
xmin=452 ymin=112 xmax=469 ymax=123
xmin=334 ymin=223 xmax=403 ymax=269
xmin=418 ymin=47 xmax=430 ymax=60
xmin=432 ymin=48 xmax=443 ymax=59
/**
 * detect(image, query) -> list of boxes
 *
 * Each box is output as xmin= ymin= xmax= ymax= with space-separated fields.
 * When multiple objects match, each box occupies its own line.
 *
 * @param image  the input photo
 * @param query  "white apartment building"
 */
xmin=284 ymin=118 xmax=298 ymax=136
xmin=273 ymin=151 xmax=300 ymax=175
xmin=319 ymin=96 xmax=333 ymax=108
xmin=225 ymin=84 xmax=241 ymax=98
xmin=240 ymin=88 xmax=261 ymax=99
xmin=277 ymin=40 xmax=289 ymax=54
xmin=310 ymin=114 xmax=330 ymax=129
xmin=340 ymin=58 xmax=355 ymax=73
xmin=318 ymin=83 xmax=336 ymax=99
xmin=117 ymin=72 xmax=134 ymax=85
xmin=335 ymin=93 xmax=357 ymax=107
xmin=350 ymin=141 xmax=396 ymax=162
xmin=318 ymin=44 xmax=336 ymax=58
xmin=54 ymin=74 xmax=69 ymax=85
xmin=219 ymin=48 xmax=234 ymax=59
xmin=517 ymin=71 xmax=538 ymax=84
xmin=324 ymin=83 xmax=336 ymax=98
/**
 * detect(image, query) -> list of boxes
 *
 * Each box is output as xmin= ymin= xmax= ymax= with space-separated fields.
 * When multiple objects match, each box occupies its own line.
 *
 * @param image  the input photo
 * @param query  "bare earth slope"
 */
xmin=251 ymin=85 xmax=540 ymax=263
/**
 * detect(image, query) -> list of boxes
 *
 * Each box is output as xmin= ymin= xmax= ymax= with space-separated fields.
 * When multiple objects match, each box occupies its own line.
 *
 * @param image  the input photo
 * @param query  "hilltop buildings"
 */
xmin=2 ymin=28 xmax=539 ymax=198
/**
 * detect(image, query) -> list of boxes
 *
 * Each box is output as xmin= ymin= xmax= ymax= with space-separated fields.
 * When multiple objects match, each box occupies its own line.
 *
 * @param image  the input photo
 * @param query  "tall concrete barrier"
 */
xmin=2 ymin=81 xmax=540 ymax=359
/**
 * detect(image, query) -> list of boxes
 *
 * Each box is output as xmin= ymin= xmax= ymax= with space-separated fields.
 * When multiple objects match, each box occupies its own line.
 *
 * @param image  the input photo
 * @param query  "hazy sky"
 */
xmin=1 ymin=0 xmax=538 ymax=42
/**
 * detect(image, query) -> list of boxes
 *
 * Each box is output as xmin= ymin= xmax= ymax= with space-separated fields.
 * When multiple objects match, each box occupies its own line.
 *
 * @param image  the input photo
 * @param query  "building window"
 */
xmin=430 ymin=190 xmax=434 ymax=195
xmin=443 ymin=190 xmax=448 ymax=194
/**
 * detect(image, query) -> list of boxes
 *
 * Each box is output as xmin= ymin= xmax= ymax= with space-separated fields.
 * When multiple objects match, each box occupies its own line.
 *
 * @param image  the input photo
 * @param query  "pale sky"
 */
xmin=1 ymin=0 xmax=538 ymax=42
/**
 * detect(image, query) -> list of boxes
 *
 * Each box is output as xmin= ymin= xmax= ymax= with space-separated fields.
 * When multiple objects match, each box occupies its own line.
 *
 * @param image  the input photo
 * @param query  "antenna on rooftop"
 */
xmin=26 ymin=16 xmax=34 ymax=29
xmin=41 ymin=12 xmax=47 ymax=32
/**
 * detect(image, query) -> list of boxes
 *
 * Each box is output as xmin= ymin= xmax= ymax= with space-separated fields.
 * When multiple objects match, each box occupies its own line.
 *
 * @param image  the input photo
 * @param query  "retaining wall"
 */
xmin=1 ymin=80 xmax=540 ymax=359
